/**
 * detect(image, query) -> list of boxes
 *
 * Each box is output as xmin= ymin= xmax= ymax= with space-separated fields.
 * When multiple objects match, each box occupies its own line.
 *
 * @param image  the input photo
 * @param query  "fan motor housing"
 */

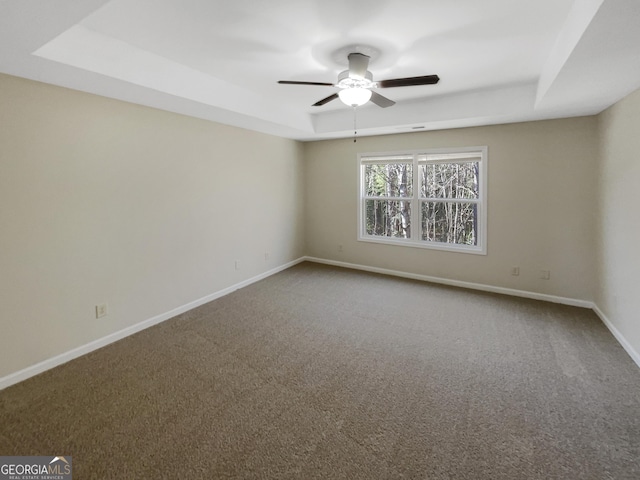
xmin=337 ymin=70 xmax=376 ymax=89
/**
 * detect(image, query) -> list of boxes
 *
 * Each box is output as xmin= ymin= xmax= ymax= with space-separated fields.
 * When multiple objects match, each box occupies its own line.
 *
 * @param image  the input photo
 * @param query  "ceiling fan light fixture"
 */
xmin=338 ymin=87 xmax=372 ymax=107
xmin=278 ymin=51 xmax=438 ymax=108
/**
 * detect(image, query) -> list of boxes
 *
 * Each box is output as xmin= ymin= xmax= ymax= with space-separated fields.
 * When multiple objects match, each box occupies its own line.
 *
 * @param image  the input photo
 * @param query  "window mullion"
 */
xmin=411 ymin=153 xmax=420 ymax=242
xmin=365 ymin=196 xmax=409 ymax=201
xmin=422 ymin=197 xmax=481 ymax=204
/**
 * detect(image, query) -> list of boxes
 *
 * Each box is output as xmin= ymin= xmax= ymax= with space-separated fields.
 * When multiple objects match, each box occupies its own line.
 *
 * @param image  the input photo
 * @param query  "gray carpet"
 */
xmin=1 ymin=262 xmax=639 ymax=479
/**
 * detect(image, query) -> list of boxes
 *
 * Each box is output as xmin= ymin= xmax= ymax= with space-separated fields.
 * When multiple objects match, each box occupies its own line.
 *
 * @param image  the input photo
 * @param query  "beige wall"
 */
xmin=0 ymin=74 xmax=305 ymax=378
xmin=3 ymin=70 xmax=637 ymax=382
xmin=304 ymin=118 xmax=599 ymax=301
xmin=597 ymin=87 xmax=640 ymax=358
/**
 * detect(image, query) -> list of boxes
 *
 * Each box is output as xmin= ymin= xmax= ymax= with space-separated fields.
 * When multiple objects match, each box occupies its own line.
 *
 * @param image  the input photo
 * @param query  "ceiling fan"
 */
xmin=278 ymin=52 xmax=440 ymax=108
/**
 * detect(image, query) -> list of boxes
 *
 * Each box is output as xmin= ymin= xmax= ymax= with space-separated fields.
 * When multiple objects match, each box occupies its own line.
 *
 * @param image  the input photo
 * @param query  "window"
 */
xmin=358 ymin=147 xmax=487 ymax=254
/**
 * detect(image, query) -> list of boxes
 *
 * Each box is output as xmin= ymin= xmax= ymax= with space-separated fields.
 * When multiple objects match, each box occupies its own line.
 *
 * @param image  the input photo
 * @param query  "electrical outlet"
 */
xmin=264 ymin=252 xmax=269 ymax=262
xmin=95 ymin=303 xmax=108 ymax=319
xmin=338 ymin=244 xmax=343 ymax=252
xmin=235 ymin=260 xmax=241 ymax=270
xmin=540 ymin=270 xmax=551 ymax=280
xmin=511 ymin=266 xmax=520 ymax=276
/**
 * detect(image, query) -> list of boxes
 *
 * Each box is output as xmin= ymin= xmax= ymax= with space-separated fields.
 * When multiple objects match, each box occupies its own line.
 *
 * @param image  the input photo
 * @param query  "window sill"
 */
xmin=357 ymin=235 xmax=487 ymax=255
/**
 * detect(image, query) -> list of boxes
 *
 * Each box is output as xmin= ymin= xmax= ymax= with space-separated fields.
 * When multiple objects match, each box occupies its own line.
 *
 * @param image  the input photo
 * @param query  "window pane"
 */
xmin=421 ymin=201 xmax=478 ymax=246
xmin=420 ymin=162 xmax=479 ymax=199
xmin=365 ymin=200 xmax=411 ymax=238
xmin=364 ymin=163 xmax=412 ymax=197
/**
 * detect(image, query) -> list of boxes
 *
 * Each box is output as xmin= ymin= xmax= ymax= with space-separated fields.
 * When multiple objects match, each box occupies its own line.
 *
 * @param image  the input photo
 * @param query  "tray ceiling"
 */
xmin=1 ymin=0 xmax=639 ymax=140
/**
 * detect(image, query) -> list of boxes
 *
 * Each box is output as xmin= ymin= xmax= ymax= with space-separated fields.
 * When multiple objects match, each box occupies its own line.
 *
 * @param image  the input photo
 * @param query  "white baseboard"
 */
xmin=0 ymin=257 xmax=306 ymax=391
xmin=592 ymin=304 xmax=640 ymax=368
xmin=304 ymin=256 xmax=593 ymax=308
xmin=3 ymin=256 xmax=637 ymax=390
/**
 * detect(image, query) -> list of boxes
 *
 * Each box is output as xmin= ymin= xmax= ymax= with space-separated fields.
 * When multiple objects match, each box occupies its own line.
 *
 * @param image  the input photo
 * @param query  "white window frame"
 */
xmin=357 ymin=146 xmax=488 ymax=255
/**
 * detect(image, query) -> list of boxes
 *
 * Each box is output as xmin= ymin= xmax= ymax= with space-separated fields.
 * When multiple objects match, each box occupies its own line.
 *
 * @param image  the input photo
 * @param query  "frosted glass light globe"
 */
xmin=338 ymin=87 xmax=372 ymax=107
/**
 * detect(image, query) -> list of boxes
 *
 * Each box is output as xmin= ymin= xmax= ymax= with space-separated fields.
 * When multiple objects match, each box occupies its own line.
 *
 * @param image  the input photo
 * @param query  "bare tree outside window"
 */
xmin=420 ymin=161 xmax=479 ymax=245
xmin=363 ymin=162 xmax=412 ymax=238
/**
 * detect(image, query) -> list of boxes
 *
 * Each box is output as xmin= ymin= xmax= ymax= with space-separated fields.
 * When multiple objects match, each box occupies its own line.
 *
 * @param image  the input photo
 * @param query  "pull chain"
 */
xmin=353 ymin=106 xmax=357 ymax=143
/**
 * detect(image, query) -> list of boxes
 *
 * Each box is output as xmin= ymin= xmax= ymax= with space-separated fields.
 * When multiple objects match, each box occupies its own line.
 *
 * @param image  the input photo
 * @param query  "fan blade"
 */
xmin=378 ymin=75 xmax=440 ymax=88
xmin=278 ymin=80 xmax=335 ymax=86
xmin=312 ymin=93 xmax=339 ymax=106
xmin=348 ymin=53 xmax=370 ymax=79
xmin=370 ymin=91 xmax=395 ymax=108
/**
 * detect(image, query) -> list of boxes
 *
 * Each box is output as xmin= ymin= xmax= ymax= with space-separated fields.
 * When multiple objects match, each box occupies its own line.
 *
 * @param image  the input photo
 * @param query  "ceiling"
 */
xmin=1 ymin=0 xmax=639 ymax=141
